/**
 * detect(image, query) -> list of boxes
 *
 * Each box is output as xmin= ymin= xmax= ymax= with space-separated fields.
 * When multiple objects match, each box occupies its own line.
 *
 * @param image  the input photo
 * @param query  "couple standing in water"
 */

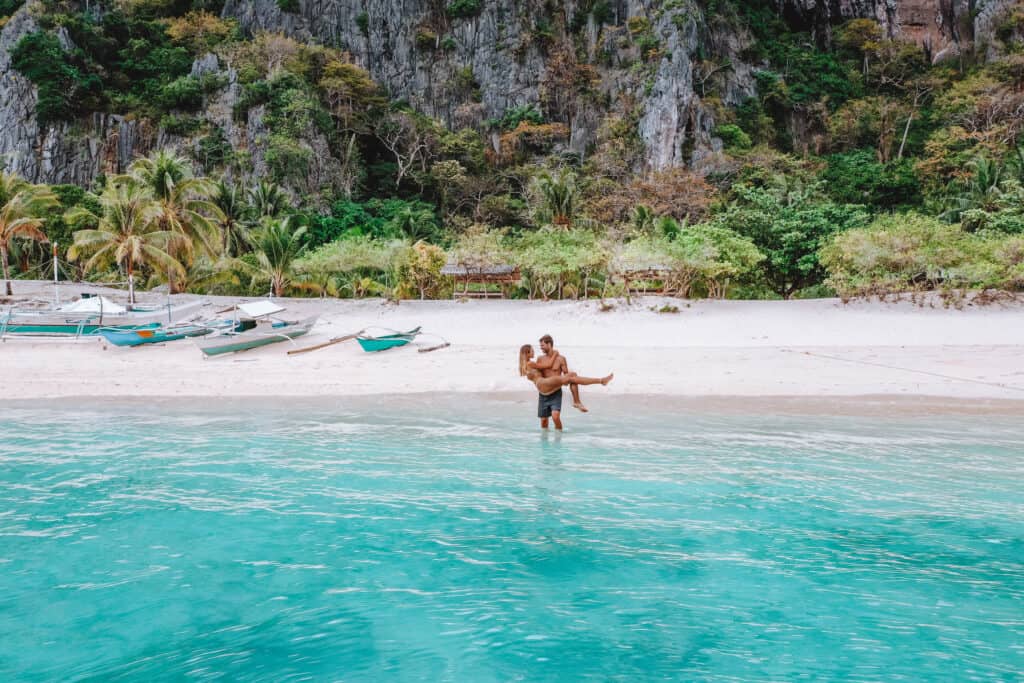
xmin=519 ymin=334 xmax=613 ymax=430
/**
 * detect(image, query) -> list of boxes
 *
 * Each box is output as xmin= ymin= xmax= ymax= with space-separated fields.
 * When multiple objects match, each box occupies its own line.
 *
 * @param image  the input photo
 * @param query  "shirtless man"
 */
xmin=519 ymin=338 xmax=612 ymax=431
xmin=533 ymin=334 xmax=588 ymax=413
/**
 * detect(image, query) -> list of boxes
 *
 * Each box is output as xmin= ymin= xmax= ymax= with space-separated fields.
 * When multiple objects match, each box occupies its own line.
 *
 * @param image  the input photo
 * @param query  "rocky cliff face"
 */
xmin=223 ymin=0 xmax=749 ymax=171
xmin=779 ymin=0 xmax=1018 ymax=62
xmin=0 ymin=0 xmax=1015 ymax=187
xmin=0 ymin=3 xmax=158 ymax=185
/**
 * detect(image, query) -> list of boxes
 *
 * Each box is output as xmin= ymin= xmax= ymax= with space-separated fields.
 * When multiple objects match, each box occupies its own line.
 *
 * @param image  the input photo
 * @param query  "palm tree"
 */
xmin=66 ymin=179 xmax=184 ymax=304
xmin=247 ymin=180 xmax=289 ymax=219
xmin=243 ymin=216 xmax=308 ymax=297
xmin=388 ymin=206 xmax=438 ymax=241
xmin=942 ymin=154 xmax=1008 ymax=224
xmin=123 ymin=150 xmax=222 ymax=291
xmin=0 ymin=172 xmax=58 ymax=296
xmin=532 ymin=169 xmax=577 ymax=226
xmin=631 ymin=205 xmax=656 ymax=233
xmin=213 ymin=181 xmax=252 ymax=256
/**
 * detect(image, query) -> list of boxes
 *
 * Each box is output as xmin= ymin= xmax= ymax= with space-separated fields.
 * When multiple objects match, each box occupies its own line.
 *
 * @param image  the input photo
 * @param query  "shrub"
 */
xmin=614 ymin=227 xmax=764 ymax=298
xmin=157 ymin=75 xmax=204 ymax=111
xmin=196 ymin=126 xmax=233 ymax=168
xmin=821 ymin=212 xmax=1024 ymax=296
xmin=0 ymin=0 xmax=23 ymax=18
xmin=715 ymin=123 xmax=753 ymax=151
xmin=396 ymin=241 xmax=450 ymax=299
xmin=165 ymin=11 xmax=236 ymax=54
xmin=514 ymin=228 xmax=609 ymax=299
xmin=159 ymin=114 xmax=203 ymax=135
xmin=265 ymin=133 xmax=312 ymax=182
xmin=489 ymin=104 xmax=544 ymax=131
xmin=821 ymin=149 xmax=921 ymax=209
xmin=11 ymin=31 xmax=104 ymax=122
xmin=277 ymin=0 xmax=299 ymax=12
xmin=415 ymin=28 xmax=438 ymax=50
xmin=355 ymin=12 xmax=369 ymax=36
xmin=295 ymin=235 xmax=408 ymax=297
xmin=446 ymin=0 xmax=482 ymax=20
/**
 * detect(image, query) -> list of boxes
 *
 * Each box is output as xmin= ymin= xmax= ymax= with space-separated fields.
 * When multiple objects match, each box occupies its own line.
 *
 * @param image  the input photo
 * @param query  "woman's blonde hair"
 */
xmin=518 ymin=344 xmax=534 ymax=376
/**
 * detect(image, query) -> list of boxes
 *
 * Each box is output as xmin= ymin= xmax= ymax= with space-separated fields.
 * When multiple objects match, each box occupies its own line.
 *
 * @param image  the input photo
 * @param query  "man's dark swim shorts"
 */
xmin=538 ymin=388 xmax=563 ymax=418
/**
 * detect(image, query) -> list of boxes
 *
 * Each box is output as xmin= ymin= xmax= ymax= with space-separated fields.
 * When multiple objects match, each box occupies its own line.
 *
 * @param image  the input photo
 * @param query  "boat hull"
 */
xmin=195 ymin=317 xmax=318 ymax=356
xmin=1 ymin=300 xmax=206 ymax=336
xmin=99 ymin=322 xmax=222 ymax=347
xmin=355 ymin=327 xmax=421 ymax=352
xmin=2 ymin=322 xmax=159 ymax=335
xmin=356 ymin=337 xmax=412 ymax=352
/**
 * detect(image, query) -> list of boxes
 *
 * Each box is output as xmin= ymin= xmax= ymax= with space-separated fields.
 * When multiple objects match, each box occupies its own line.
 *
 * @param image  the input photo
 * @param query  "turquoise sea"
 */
xmin=1 ymin=397 xmax=1022 ymax=681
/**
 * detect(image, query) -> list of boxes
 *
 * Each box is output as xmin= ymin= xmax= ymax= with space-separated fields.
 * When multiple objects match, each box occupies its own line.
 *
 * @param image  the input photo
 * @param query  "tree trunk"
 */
xmin=1 ymin=246 xmax=11 ymax=296
xmin=128 ymin=261 xmax=135 ymax=305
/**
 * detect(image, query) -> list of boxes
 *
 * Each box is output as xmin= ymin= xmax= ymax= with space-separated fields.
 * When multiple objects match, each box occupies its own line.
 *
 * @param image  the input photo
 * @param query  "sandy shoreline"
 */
xmin=3 ymin=282 xmax=1024 ymax=408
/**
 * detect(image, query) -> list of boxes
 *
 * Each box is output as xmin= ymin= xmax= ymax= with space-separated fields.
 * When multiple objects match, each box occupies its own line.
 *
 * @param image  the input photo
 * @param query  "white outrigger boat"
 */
xmin=193 ymin=301 xmax=318 ymax=357
xmin=0 ymin=296 xmax=206 ymax=337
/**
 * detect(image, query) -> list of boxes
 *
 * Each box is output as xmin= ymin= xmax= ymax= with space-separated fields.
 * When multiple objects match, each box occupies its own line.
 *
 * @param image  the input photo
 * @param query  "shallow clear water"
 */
xmin=1 ymin=398 xmax=1022 ymax=682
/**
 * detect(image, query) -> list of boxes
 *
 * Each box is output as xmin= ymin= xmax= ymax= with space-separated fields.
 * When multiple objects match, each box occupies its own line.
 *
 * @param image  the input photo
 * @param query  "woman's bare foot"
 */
xmin=601 ymin=373 xmax=614 ymax=385
xmin=573 ymin=401 xmax=589 ymax=413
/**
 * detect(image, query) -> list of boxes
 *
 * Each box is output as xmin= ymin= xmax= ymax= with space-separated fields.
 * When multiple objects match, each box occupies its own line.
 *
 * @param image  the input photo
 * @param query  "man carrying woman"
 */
xmin=519 ymin=335 xmax=613 ymax=430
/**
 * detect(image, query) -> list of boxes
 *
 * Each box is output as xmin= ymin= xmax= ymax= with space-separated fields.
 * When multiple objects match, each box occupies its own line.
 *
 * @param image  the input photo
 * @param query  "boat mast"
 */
xmin=52 ymin=243 xmax=59 ymax=306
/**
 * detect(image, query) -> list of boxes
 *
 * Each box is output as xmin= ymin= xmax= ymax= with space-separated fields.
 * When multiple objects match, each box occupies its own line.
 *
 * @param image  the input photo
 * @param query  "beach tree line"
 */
xmin=1 ymin=145 xmax=1022 ymax=302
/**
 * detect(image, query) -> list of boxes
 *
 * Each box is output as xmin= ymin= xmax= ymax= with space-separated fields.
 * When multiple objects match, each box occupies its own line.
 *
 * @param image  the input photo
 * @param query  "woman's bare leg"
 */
xmin=563 ymin=373 xmax=613 ymax=386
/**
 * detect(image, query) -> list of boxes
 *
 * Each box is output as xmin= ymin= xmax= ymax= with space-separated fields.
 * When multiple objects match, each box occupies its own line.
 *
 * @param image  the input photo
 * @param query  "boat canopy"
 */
xmin=59 ymin=297 xmax=127 ymax=314
xmin=238 ymin=301 xmax=285 ymax=318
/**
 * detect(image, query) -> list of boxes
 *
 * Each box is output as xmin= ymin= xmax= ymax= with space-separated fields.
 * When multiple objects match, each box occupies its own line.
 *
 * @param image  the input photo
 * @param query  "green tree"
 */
xmin=615 ymin=227 xmax=763 ymax=298
xmin=243 ymin=216 xmax=308 ymax=297
xmin=213 ymin=181 xmax=252 ymax=256
xmin=713 ymin=181 xmax=870 ymax=297
xmin=248 ymin=180 xmax=290 ymax=219
xmin=387 ymin=205 xmax=441 ymax=242
xmin=396 ymin=240 xmax=448 ymax=299
xmin=124 ymin=150 xmax=221 ymax=291
xmin=66 ymin=179 xmax=183 ymax=303
xmin=941 ymin=154 xmax=1015 ymax=225
xmin=531 ymin=169 xmax=578 ymax=226
xmin=0 ymin=172 xmax=58 ymax=295
xmin=515 ymin=228 xmax=608 ymax=299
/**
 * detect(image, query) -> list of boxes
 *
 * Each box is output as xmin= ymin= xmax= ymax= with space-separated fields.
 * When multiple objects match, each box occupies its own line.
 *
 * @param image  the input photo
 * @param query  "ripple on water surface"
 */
xmin=0 ymin=398 xmax=1022 ymax=681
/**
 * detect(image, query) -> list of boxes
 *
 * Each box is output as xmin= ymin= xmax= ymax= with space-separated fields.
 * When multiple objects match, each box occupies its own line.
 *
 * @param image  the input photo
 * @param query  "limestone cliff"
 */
xmin=0 ymin=0 xmax=1016 ymax=187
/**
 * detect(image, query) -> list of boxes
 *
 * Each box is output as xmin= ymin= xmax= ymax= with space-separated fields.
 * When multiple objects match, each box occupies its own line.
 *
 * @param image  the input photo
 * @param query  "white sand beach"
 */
xmin=3 ymin=282 xmax=1023 ymax=406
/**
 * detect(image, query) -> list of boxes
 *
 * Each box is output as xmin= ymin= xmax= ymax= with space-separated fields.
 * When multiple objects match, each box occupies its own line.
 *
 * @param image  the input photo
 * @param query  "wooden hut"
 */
xmin=441 ymin=263 xmax=521 ymax=299
xmin=613 ymin=263 xmax=673 ymax=296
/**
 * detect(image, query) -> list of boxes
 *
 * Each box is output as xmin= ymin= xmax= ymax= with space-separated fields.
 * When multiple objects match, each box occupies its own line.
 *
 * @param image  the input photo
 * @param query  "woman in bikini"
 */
xmin=518 ymin=344 xmax=613 ymax=430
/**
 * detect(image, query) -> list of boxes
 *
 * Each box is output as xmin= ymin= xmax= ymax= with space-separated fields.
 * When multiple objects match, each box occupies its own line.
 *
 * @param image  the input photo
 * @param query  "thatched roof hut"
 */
xmin=442 ymin=262 xmax=521 ymax=298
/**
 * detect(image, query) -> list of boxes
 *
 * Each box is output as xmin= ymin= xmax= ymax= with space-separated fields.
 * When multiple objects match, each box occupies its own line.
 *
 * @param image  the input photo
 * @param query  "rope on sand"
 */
xmin=781 ymin=348 xmax=1024 ymax=395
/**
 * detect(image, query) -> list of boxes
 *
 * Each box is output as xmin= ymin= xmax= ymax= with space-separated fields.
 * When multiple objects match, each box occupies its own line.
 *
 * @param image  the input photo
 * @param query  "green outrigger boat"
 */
xmin=355 ymin=327 xmax=422 ymax=352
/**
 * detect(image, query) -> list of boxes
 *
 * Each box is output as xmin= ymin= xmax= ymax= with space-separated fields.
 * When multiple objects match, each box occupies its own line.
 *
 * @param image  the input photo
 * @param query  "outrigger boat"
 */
xmin=99 ymin=319 xmax=232 ymax=347
xmin=193 ymin=301 xmax=318 ymax=357
xmin=0 ymin=296 xmax=206 ymax=337
xmin=355 ymin=326 xmax=422 ymax=352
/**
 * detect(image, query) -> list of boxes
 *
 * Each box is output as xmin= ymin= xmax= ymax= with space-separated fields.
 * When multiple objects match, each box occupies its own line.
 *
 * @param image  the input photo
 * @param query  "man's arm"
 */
xmin=530 ymin=352 xmax=560 ymax=370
